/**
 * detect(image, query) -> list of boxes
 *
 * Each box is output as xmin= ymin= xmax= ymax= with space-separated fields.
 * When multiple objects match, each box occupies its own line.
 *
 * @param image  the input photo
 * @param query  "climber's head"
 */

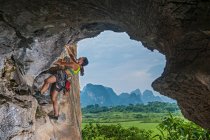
xmin=78 ymin=57 xmax=89 ymax=66
xmin=78 ymin=57 xmax=89 ymax=76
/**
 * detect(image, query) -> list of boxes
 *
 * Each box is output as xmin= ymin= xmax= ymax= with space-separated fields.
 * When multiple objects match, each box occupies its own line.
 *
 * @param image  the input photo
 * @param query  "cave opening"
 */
xmin=77 ymin=30 xmax=174 ymax=107
xmin=0 ymin=0 xmax=209 ymax=139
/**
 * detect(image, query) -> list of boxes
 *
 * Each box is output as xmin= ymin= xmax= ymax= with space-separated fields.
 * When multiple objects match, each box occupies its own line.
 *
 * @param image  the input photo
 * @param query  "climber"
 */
xmin=34 ymin=45 xmax=89 ymax=120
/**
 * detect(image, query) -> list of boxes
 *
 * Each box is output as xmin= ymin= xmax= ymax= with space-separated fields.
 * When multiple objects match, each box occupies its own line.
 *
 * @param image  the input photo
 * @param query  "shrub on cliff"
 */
xmin=154 ymin=114 xmax=210 ymax=140
xmin=82 ymin=123 xmax=152 ymax=140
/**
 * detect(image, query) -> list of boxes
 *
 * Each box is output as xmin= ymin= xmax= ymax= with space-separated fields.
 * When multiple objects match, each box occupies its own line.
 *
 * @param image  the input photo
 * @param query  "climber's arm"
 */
xmin=55 ymin=61 xmax=75 ymax=68
xmin=65 ymin=46 xmax=77 ymax=63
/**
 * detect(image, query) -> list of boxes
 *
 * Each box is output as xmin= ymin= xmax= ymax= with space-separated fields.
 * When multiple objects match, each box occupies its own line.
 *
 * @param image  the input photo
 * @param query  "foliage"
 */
xmin=82 ymin=102 xmax=210 ymax=140
xmin=82 ymin=111 xmax=176 ymax=124
xmin=154 ymin=114 xmax=210 ymax=140
xmin=82 ymin=123 xmax=153 ymax=140
xmin=82 ymin=114 xmax=210 ymax=140
xmin=82 ymin=102 xmax=179 ymax=114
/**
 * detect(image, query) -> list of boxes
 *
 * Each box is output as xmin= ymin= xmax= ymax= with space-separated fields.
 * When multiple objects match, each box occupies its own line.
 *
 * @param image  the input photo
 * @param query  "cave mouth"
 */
xmin=0 ymin=1 xmax=209 ymax=139
xmin=29 ymin=22 xmax=170 ymax=106
xmin=77 ymin=30 xmax=169 ymax=104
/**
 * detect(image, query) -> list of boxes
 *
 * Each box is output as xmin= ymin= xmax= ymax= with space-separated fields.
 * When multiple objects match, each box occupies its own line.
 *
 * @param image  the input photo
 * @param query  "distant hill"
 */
xmin=80 ymin=83 xmax=118 ymax=107
xmin=118 ymin=91 xmax=143 ymax=105
xmin=80 ymin=83 xmax=176 ymax=107
xmin=142 ymin=90 xmax=162 ymax=104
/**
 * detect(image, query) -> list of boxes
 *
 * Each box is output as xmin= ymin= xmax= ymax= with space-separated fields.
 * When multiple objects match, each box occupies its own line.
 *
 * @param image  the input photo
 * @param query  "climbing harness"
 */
xmin=65 ymin=80 xmax=71 ymax=92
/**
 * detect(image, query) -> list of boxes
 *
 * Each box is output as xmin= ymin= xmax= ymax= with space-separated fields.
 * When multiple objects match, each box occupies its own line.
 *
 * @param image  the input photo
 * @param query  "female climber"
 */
xmin=34 ymin=45 xmax=89 ymax=120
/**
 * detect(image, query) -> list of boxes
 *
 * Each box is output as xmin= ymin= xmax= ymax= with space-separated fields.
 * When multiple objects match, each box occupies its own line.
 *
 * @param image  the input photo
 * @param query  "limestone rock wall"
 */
xmin=0 ymin=0 xmax=209 ymax=139
xmin=0 ymin=79 xmax=37 ymax=140
xmin=32 ymin=46 xmax=82 ymax=140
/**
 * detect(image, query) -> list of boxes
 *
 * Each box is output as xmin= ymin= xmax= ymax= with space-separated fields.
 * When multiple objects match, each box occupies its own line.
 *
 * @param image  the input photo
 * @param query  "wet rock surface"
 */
xmin=0 ymin=0 xmax=209 ymax=139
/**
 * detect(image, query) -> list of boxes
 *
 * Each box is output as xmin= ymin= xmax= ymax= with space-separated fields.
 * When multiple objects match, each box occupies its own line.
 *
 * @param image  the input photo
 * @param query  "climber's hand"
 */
xmin=63 ymin=91 xmax=69 ymax=96
xmin=54 ymin=59 xmax=62 ymax=65
xmin=65 ymin=45 xmax=75 ymax=56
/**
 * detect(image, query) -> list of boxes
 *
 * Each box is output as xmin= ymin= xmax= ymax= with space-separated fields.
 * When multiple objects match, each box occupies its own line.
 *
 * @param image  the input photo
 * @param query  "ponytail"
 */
xmin=80 ymin=66 xmax=84 ymax=76
xmin=80 ymin=57 xmax=88 ymax=76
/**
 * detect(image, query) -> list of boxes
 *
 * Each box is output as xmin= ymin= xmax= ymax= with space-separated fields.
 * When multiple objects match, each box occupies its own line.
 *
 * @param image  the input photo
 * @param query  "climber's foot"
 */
xmin=49 ymin=115 xmax=59 ymax=120
xmin=33 ymin=91 xmax=43 ymax=98
xmin=38 ymin=99 xmax=49 ymax=105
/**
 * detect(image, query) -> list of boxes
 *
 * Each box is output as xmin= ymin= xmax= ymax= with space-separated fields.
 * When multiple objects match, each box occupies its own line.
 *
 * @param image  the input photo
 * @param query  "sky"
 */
xmin=77 ymin=31 xmax=166 ymax=95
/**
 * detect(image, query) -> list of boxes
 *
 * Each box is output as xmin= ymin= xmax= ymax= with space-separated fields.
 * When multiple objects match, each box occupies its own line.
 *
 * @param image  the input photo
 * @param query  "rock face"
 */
xmin=0 ymin=0 xmax=210 ymax=139
xmin=0 ymin=79 xmax=37 ymax=140
xmin=32 ymin=66 xmax=82 ymax=140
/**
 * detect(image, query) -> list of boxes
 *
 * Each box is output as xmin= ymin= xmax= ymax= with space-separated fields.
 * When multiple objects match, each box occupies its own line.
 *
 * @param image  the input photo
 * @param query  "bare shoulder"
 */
xmin=70 ymin=62 xmax=80 ymax=70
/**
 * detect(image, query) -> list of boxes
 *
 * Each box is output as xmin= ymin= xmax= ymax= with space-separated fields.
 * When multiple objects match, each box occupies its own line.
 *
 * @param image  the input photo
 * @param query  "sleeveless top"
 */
xmin=65 ymin=64 xmax=80 ymax=78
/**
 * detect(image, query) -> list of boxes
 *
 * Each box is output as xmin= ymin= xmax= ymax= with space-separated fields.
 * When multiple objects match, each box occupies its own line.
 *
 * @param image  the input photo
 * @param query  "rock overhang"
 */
xmin=0 ymin=0 xmax=209 ymax=139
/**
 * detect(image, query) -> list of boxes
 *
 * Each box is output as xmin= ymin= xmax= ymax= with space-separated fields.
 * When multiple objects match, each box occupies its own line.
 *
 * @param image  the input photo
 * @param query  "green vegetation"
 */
xmin=82 ymin=123 xmax=153 ymax=140
xmin=82 ymin=112 xmax=181 ymax=123
xmin=82 ymin=102 xmax=179 ymax=114
xmin=82 ymin=102 xmax=210 ymax=139
xmin=82 ymin=116 xmax=210 ymax=140
xmin=82 ymin=122 xmax=160 ymax=134
xmin=155 ymin=114 xmax=210 ymax=140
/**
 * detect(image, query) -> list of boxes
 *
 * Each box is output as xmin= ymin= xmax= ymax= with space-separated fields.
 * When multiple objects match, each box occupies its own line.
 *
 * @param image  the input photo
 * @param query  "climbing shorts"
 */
xmin=65 ymin=80 xmax=71 ymax=91
xmin=54 ymin=70 xmax=67 ymax=92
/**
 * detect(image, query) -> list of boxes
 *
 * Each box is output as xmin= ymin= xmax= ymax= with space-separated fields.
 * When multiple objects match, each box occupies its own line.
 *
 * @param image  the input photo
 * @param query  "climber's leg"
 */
xmin=40 ymin=75 xmax=56 ymax=94
xmin=51 ymin=89 xmax=59 ymax=117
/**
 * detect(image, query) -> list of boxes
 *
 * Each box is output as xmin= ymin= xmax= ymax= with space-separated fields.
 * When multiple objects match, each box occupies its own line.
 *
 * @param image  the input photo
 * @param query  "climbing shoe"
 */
xmin=33 ymin=91 xmax=43 ymax=98
xmin=49 ymin=115 xmax=59 ymax=120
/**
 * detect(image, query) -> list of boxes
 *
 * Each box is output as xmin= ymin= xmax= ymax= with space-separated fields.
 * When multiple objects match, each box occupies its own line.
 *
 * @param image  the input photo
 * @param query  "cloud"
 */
xmin=78 ymin=31 xmax=166 ymax=94
xmin=147 ymin=64 xmax=165 ymax=78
